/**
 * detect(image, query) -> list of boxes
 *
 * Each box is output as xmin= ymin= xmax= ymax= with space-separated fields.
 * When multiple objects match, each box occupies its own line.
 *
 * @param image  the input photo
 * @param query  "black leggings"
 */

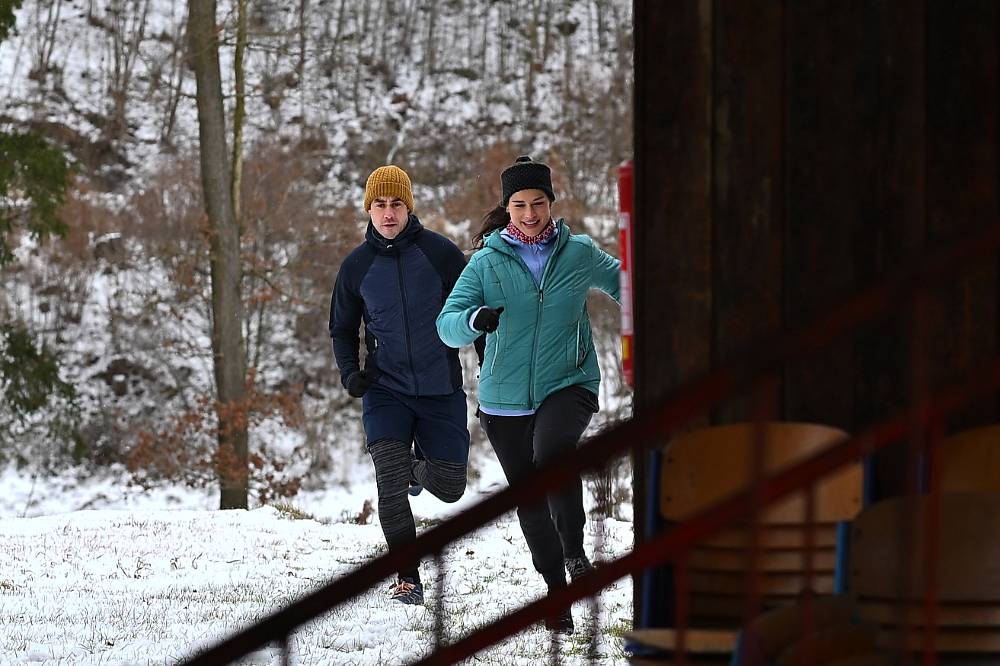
xmin=479 ymin=385 xmax=598 ymax=588
xmin=369 ymin=438 xmax=467 ymax=582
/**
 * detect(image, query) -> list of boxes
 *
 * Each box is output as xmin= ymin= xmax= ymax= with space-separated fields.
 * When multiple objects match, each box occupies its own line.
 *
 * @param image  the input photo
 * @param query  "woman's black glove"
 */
xmin=345 ymin=370 xmax=375 ymax=398
xmin=472 ymin=306 xmax=504 ymax=333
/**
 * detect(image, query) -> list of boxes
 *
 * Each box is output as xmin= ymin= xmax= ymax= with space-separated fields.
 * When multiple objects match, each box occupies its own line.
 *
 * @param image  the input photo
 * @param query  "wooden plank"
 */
xmin=703 ymin=523 xmax=839 ymax=549
xmin=925 ymin=0 xmax=999 ymax=432
xmin=850 ymin=494 xmax=1000 ymax=601
xmin=775 ymin=624 xmax=878 ymax=666
xmin=689 ymin=570 xmax=834 ymax=597
xmin=624 ymin=628 xmax=737 ymax=654
xmin=688 ymin=596 xmax=784 ymax=623
xmin=710 ymin=0 xmax=784 ymax=423
xmin=873 ymin=627 xmax=1000 ymax=653
xmin=822 ymin=656 xmax=893 ymax=666
xmin=629 ymin=658 xmax=730 ymax=666
xmin=688 ymin=545 xmax=836 ymax=573
xmin=940 ymin=424 xmax=1000 ymax=493
xmin=745 ymin=595 xmax=857 ymax=660
xmin=857 ymin=599 xmax=1000 ymax=627
xmin=660 ymin=423 xmax=859 ymax=521
xmin=687 ymin=591 xmax=792 ymax=622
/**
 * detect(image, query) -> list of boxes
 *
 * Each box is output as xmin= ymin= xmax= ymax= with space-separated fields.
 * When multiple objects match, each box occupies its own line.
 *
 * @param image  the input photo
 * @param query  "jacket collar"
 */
xmin=487 ymin=218 xmax=569 ymax=256
xmin=366 ymin=214 xmax=422 ymax=253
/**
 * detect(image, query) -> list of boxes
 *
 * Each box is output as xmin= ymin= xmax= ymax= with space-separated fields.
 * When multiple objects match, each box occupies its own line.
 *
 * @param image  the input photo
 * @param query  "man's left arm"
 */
xmin=441 ymin=240 xmax=469 ymax=296
xmin=422 ymin=233 xmax=486 ymax=361
xmin=446 ymin=245 xmax=487 ymax=366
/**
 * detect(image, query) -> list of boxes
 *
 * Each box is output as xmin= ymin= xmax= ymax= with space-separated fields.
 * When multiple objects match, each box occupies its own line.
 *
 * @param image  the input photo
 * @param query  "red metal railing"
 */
xmin=182 ymin=218 xmax=1000 ymax=666
xmin=418 ymin=359 xmax=1000 ymax=665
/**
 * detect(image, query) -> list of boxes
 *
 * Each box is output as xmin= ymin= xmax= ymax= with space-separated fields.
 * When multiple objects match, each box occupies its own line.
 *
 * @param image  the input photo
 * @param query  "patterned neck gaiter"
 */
xmin=504 ymin=219 xmax=556 ymax=245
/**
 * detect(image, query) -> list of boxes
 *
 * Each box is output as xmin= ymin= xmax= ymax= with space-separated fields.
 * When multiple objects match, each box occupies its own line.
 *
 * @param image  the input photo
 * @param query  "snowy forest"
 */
xmin=0 ymin=0 xmax=634 ymax=515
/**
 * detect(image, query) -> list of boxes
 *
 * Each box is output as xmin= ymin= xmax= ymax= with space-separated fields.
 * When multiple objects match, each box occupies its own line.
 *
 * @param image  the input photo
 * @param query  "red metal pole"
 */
xmin=617 ymin=159 xmax=635 ymax=388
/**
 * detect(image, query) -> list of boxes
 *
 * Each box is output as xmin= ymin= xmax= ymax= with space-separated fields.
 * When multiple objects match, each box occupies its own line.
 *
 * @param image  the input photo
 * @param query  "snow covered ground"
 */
xmin=0 ymin=463 xmax=634 ymax=665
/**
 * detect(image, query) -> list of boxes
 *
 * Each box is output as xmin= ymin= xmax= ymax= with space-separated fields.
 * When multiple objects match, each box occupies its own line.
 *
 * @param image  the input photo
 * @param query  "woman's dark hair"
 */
xmin=472 ymin=205 xmax=509 ymax=249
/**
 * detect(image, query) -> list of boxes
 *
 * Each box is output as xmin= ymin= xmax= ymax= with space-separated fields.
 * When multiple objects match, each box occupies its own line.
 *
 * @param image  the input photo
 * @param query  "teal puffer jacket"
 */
xmin=437 ymin=220 xmax=621 ymax=411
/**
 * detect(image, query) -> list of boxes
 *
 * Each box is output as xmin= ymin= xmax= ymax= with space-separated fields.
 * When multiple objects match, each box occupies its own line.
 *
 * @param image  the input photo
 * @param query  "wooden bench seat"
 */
xmin=849 ymin=492 xmax=1000 ymax=657
xmin=633 ymin=422 xmax=862 ymax=662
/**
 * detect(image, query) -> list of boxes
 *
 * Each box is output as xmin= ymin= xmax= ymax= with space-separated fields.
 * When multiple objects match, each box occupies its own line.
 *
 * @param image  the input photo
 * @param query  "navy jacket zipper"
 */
xmin=392 ymin=248 xmax=419 ymax=395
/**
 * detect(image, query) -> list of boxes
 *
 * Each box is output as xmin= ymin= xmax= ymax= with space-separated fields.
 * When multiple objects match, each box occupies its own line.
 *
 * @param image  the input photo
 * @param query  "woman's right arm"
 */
xmin=436 ymin=257 xmax=486 ymax=348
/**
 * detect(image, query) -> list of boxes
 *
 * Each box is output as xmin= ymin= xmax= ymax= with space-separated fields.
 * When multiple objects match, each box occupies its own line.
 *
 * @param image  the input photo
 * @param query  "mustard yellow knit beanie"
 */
xmin=363 ymin=165 xmax=414 ymax=213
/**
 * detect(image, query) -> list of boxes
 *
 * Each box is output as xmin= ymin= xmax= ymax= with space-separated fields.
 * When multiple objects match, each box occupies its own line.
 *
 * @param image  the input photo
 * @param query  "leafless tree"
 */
xmin=29 ymin=0 xmax=62 ymax=84
xmin=105 ymin=0 xmax=150 ymax=140
xmin=156 ymin=18 xmax=187 ymax=147
xmin=231 ymin=0 xmax=247 ymax=224
xmin=188 ymin=0 xmax=250 ymax=510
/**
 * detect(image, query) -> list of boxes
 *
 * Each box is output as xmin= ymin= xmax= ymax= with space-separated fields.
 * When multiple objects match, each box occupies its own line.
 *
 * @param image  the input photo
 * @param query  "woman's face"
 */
xmin=505 ymin=189 xmax=552 ymax=237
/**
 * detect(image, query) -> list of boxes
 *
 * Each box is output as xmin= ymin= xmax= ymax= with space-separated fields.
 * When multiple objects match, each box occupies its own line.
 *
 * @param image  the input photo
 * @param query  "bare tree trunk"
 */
xmin=399 ymin=0 xmax=417 ymax=57
xmin=524 ymin=0 xmax=543 ymax=121
xmin=158 ymin=18 xmax=186 ymax=146
xmin=188 ymin=0 xmax=249 ymax=510
xmin=231 ymin=0 xmax=246 ymax=224
xmin=107 ymin=0 xmax=150 ymax=140
xmin=593 ymin=0 xmax=607 ymax=51
xmin=541 ymin=1 xmax=554 ymax=62
xmin=496 ymin=2 xmax=507 ymax=82
xmin=479 ymin=2 xmax=489 ymax=77
xmin=296 ymin=0 xmax=309 ymax=131
xmin=421 ymin=0 xmax=437 ymax=86
xmin=31 ymin=0 xmax=63 ymax=83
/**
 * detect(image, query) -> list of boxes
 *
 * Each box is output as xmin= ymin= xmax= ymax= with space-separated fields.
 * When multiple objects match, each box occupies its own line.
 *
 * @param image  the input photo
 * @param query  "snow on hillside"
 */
xmin=0 ymin=0 xmax=633 ymax=203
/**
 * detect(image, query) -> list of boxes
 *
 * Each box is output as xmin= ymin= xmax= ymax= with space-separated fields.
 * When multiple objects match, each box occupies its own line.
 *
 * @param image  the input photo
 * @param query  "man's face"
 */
xmin=369 ymin=196 xmax=409 ymax=239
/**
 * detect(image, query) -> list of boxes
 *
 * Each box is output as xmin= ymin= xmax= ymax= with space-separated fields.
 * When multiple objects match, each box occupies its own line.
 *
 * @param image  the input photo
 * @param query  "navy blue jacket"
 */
xmin=329 ymin=215 xmax=467 ymax=396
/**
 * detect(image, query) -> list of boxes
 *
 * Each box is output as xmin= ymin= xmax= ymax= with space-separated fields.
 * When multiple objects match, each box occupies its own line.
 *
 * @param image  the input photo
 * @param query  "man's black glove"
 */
xmin=345 ymin=370 xmax=375 ymax=398
xmin=472 ymin=306 xmax=504 ymax=333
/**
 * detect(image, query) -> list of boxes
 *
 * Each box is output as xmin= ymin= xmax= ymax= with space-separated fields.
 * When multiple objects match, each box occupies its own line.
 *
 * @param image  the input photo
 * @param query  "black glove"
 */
xmin=472 ymin=306 xmax=504 ymax=333
xmin=345 ymin=370 xmax=374 ymax=398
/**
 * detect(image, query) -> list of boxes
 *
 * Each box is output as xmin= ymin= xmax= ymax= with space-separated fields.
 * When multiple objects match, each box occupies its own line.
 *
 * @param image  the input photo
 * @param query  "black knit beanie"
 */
xmin=500 ymin=155 xmax=556 ymax=206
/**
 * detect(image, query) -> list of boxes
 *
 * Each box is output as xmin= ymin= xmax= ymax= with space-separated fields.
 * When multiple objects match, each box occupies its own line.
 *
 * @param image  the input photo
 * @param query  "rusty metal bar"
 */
xmin=744 ymin=385 xmax=774 ymax=642
xmin=587 ymin=500 xmax=603 ymax=665
xmin=673 ymin=551 xmax=689 ymax=666
xmin=181 ymin=220 xmax=1000 ymax=666
xmin=433 ymin=550 xmax=445 ymax=652
xmin=412 ymin=356 xmax=1000 ymax=665
xmin=911 ymin=292 xmax=932 ymax=666
xmin=921 ymin=418 xmax=943 ymax=666
xmin=801 ymin=483 xmax=817 ymax=666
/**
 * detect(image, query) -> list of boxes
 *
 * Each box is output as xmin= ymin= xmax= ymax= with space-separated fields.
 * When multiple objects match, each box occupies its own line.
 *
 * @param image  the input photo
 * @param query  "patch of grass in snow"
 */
xmin=414 ymin=515 xmax=448 ymax=528
xmin=0 ymin=578 xmax=22 ymax=594
xmin=600 ymin=616 xmax=634 ymax=661
xmin=269 ymin=501 xmax=326 ymax=523
xmin=604 ymin=615 xmax=633 ymax=640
